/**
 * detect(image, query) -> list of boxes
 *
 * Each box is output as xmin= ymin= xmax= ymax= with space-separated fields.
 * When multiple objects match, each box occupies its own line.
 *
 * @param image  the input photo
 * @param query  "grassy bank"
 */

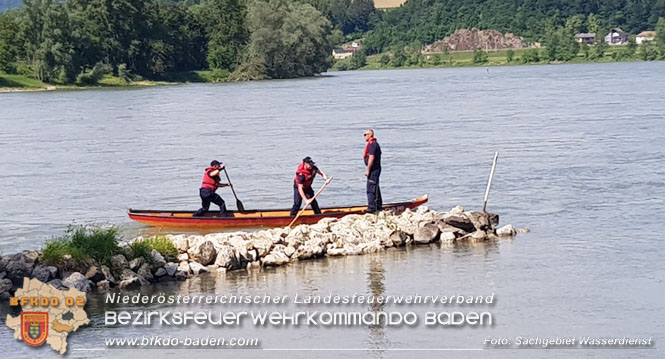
xmin=338 ymin=45 xmax=656 ymax=71
xmin=0 ymin=70 xmax=230 ymax=93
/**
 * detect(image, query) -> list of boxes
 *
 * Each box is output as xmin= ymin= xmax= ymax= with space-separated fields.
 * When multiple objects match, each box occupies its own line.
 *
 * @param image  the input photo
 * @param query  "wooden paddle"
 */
xmin=222 ymin=167 xmax=245 ymax=212
xmin=288 ymin=177 xmax=333 ymax=228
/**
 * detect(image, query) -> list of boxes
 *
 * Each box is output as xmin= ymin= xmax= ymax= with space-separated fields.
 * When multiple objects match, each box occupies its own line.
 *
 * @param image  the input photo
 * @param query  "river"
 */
xmin=1 ymin=62 xmax=664 ymax=358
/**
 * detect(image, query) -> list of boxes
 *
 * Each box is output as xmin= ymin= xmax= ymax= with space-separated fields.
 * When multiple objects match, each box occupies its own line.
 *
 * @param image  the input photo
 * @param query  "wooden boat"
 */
xmin=128 ymin=194 xmax=428 ymax=229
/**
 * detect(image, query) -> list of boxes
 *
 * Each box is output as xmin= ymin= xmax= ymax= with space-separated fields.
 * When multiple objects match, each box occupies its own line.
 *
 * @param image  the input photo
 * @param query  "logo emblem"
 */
xmin=20 ymin=312 xmax=48 ymax=346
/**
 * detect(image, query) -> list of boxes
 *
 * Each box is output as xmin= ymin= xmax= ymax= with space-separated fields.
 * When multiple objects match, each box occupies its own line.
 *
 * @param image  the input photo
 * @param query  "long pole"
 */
xmin=482 ymin=152 xmax=499 ymax=213
xmin=288 ymin=178 xmax=333 ymax=228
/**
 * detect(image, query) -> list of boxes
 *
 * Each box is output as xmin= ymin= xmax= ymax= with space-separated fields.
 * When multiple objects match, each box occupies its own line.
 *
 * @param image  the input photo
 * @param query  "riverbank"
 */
xmin=0 ymin=206 xmax=525 ymax=299
xmin=333 ymin=44 xmax=663 ymax=71
xmin=0 ymin=70 xmax=229 ymax=93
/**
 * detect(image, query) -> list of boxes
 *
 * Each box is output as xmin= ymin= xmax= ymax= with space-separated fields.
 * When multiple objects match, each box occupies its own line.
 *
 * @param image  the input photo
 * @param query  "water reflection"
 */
xmin=366 ymin=256 xmax=387 ymax=357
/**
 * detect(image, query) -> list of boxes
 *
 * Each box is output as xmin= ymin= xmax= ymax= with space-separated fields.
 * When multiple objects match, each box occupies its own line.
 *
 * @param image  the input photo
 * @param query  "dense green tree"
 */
xmin=656 ymin=17 xmax=665 ymax=45
xmin=472 ymin=49 xmax=488 ymax=64
xmin=506 ymin=49 xmax=514 ymax=62
xmin=590 ymin=30 xmax=608 ymax=60
xmin=21 ymin=0 xmax=76 ymax=82
xmin=349 ymin=49 xmax=366 ymax=69
xmin=197 ymin=0 xmax=248 ymax=71
xmin=235 ymin=0 xmax=333 ymax=79
xmin=390 ymin=46 xmax=406 ymax=67
xmin=304 ymin=0 xmax=375 ymax=35
xmin=543 ymin=17 xmax=579 ymax=61
xmin=0 ymin=11 xmax=22 ymax=72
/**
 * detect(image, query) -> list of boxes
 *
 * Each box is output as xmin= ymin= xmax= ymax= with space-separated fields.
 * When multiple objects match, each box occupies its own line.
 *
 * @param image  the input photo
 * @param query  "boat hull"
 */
xmin=128 ymin=195 xmax=428 ymax=229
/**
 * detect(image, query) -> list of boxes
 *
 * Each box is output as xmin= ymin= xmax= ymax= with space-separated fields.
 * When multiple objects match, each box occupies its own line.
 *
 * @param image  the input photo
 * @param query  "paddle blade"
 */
xmin=236 ymin=199 xmax=245 ymax=212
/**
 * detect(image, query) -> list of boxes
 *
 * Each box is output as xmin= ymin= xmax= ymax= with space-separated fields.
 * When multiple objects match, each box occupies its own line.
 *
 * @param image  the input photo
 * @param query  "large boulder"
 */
xmin=496 ymin=224 xmax=516 ymax=237
xmin=121 ymin=269 xmax=139 ymax=281
xmin=440 ymin=232 xmax=457 ymax=243
xmin=137 ymin=263 xmax=154 ymax=282
xmin=465 ymin=211 xmax=492 ymax=232
xmin=251 ymin=235 xmax=273 ymax=258
xmin=129 ymin=257 xmax=144 ymax=271
xmin=191 ymin=241 xmax=216 ymax=265
xmin=172 ymin=235 xmax=189 ymax=253
xmin=101 ymin=266 xmax=116 ymax=285
xmin=154 ymin=268 xmax=167 ymax=277
xmin=32 ymin=265 xmax=58 ymax=283
xmin=164 ymin=262 xmax=178 ymax=277
xmin=5 ymin=256 xmax=33 ymax=283
xmin=110 ymin=254 xmax=128 ymax=273
xmin=443 ymin=214 xmax=475 ymax=232
xmin=63 ymin=272 xmax=91 ymax=292
xmin=119 ymin=277 xmax=141 ymax=290
xmin=214 ymin=245 xmax=237 ymax=269
xmin=177 ymin=261 xmax=191 ymax=275
xmin=0 ymin=278 xmax=13 ymax=295
xmin=189 ymin=261 xmax=208 ymax=275
xmin=388 ymin=230 xmax=408 ymax=247
xmin=150 ymin=250 xmax=166 ymax=268
xmin=262 ymin=252 xmax=289 ymax=267
xmin=85 ymin=266 xmax=106 ymax=283
xmin=21 ymin=250 xmax=40 ymax=266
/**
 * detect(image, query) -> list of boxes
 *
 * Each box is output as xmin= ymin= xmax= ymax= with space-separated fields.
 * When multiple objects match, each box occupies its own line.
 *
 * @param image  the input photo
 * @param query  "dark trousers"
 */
xmin=367 ymin=168 xmax=382 ymax=213
xmin=193 ymin=188 xmax=227 ymax=216
xmin=290 ymin=185 xmax=321 ymax=216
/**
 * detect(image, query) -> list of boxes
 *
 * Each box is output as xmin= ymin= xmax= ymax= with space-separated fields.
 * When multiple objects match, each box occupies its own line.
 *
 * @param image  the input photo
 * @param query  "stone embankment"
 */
xmin=0 ymin=206 xmax=526 ymax=299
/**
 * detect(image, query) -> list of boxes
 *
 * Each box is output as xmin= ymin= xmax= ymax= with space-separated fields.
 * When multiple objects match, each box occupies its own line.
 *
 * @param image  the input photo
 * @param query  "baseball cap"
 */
xmin=303 ymin=156 xmax=315 ymax=165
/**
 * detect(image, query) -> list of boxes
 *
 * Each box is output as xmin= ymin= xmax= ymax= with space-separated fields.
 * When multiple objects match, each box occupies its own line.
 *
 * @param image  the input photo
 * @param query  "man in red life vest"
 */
xmin=363 ymin=129 xmax=382 ymax=213
xmin=193 ymin=160 xmax=232 ymax=217
xmin=290 ymin=156 xmax=329 ymax=216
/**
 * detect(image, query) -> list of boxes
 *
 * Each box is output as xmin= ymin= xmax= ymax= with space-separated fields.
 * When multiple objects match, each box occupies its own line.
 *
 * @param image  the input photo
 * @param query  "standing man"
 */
xmin=290 ymin=156 xmax=330 ymax=216
xmin=193 ymin=160 xmax=232 ymax=217
xmin=363 ymin=129 xmax=382 ymax=213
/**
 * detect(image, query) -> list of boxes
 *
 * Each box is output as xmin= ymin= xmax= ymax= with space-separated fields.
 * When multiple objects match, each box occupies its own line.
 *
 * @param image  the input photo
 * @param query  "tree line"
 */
xmin=0 ymin=0 xmax=355 ymax=83
xmin=3 ymin=0 xmax=665 ymax=83
xmin=362 ymin=0 xmax=665 ymax=54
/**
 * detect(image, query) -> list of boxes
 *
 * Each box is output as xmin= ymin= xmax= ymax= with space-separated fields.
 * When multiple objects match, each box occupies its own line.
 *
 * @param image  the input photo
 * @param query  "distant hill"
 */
xmin=0 ymin=0 xmax=22 ymax=12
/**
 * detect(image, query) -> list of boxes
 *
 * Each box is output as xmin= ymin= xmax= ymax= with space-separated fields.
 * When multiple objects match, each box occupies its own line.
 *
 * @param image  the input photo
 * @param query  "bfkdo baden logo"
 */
xmin=6 ymin=278 xmax=90 ymax=354
xmin=21 ymin=312 xmax=49 ymax=346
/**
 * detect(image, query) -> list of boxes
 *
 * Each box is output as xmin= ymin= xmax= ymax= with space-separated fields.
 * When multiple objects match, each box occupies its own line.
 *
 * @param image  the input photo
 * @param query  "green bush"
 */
xmin=15 ymin=62 xmax=33 ymax=76
xmin=41 ymin=238 xmax=84 ymax=265
xmin=144 ymin=235 xmax=177 ymax=257
xmin=472 ymin=49 xmax=489 ymax=64
xmin=332 ymin=60 xmax=350 ymax=71
xmin=128 ymin=240 xmax=152 ymax=261
xmin=41 ymin=225 xmax=120 ymax=266
xmin=76 ymin=62 xmax=112 ymax=85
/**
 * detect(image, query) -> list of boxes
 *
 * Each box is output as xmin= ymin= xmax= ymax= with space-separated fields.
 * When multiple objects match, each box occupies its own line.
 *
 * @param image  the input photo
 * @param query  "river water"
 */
xmin=1 ymin=62 xmax=664 ymax=358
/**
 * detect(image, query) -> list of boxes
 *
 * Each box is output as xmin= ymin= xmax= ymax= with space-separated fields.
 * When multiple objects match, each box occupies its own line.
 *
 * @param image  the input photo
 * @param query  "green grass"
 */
xmin=362 ymin=45 xmax=643 ymax=70
xmin=41 ymin=238 xmax=85 ymax=264
xmin=143 ymin=235 xmax=177 ymax=257
xmin=0 ymin=74 xmax=47 ymax=89
xmin=128 ymin=240 xmax=152 ymax=261
xmin=40 ymin=225 xmax=121 ymax=266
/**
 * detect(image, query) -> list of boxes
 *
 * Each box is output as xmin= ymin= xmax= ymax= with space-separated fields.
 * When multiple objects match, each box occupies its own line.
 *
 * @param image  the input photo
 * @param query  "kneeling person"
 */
xmin=290 ymin=157 xmax=329 ymax=216
xmin=193 ymin=160 xmax=232 ymax=217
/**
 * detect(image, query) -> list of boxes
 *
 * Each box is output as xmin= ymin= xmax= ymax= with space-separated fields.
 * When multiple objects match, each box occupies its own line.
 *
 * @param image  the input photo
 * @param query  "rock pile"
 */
xmin=423 ymin=29 xmax=525 ymax=53
xmin=0 ymin=206 xmax=524 ymax=299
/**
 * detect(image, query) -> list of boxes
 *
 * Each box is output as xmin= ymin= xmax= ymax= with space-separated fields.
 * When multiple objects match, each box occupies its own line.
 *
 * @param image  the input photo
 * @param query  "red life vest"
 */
xmin=200 ymin=166 xmax=220 ymax=190
xmin=363 ymin=137 xmax=377 ymax=159
xmin=294 ymin=163 xmax=316 ymax=188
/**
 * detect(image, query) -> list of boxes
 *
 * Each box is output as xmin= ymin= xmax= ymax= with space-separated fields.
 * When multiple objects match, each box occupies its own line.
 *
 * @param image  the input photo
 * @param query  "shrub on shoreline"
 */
xmin=40 ymin=225 xmax=121 ymax=266
xmin=144 ymin=235 xmax=177 ymax=257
